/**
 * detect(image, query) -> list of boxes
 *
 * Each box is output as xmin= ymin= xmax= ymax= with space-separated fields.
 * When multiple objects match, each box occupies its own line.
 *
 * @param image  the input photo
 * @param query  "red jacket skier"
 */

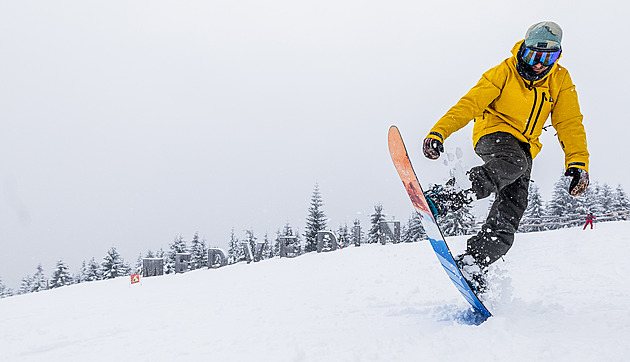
xmin=583 ymin=213 xmax=596 ymax=230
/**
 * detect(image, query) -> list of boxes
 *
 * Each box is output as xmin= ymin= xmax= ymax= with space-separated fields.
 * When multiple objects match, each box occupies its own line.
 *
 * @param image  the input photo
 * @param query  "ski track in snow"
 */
xmin=1 ymin=222 xmax=630 ymax=361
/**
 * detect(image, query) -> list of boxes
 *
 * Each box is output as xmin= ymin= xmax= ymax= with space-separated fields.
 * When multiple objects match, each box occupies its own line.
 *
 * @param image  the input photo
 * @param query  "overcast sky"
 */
xmin=1 ymin=0 xmax=627 ymax=288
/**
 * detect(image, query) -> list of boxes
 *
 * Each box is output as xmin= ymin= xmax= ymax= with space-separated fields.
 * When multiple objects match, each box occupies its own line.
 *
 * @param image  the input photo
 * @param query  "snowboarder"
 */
xmin=421 ymin=21 xmax=590 ymax=291
xmin=583 ymin=213 xmax=596 ymax=230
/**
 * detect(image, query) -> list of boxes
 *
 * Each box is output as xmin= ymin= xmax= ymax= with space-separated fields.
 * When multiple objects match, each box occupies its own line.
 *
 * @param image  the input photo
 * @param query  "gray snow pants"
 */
xmin=466 ymin=132 xmax=532 ymax=267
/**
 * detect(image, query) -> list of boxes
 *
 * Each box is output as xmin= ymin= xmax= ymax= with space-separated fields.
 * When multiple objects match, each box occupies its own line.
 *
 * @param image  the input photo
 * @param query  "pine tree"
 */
xmin=154 ymin=248 xmax=167 ymax=273
xmin=402 ymin=213 xmax=426 ymax=242
xmin=261 ymin=233 xmax=273 ymax=260
xmin=190 ymin=232 xmax=208 ymax=269
xmin=75 ymin=261 xmax=87 ymax=284
xmin=101 ymin=247 xmax=129 ymax=279
xmin=547 ymin=173 xmax=581 ymax=228
xmin=170 ymin=235 xmax=188 ymax=253
xmin=337 ymin=223 xmax=351 ymax=248
xmin=522 ymin=183 xmax=546 ymax=232
xmin=273 ymin=230 xmax=283 ymax=258
xmin=368 ymin=204 xmax=386 ymax=243
xmin=547 ymin=174 xmax=572 ymax=217
xmin=133 ymin=254 xmax=143 ymax=274
xmin=83 ymin=257 xmax=102 ymax=282
xmin=612 ymin=185 xmax=630 ymax=219
xmin=274 ymin=222 xmax=299 ymax=257
xmin=597 ymin=183 xmax=614 ymax=215
xmin=165 ymin=235 xmax=187 ymax=274
xmin=0 ymin=277 xmax=14 ymax=299
xmin=31 ymin=263 xmax=48 ymax=292
xmin=304 ymin=183 xmax=327 ymax=252
xmin=438 ymin=204 xmax=476 ymax=237
xmin=227 ymin=228 xmax=243 ymax=264
xmin=18 ymin=275 xmax=33 ymax=295
xmin=579 ymin=181 xmax=603 ymax=217
xmin=50 ymin=259 xmax=73 ymax=288
xmin=574 ymin=187 xmax=592 ymax=218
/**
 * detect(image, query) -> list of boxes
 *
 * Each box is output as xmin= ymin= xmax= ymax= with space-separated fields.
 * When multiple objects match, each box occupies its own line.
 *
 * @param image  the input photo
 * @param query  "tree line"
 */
xmin=2 ymin=176 xmax=628 ymax=299
xmin=520 ymin=174 xmax=630 ymax=231
xmin=0 ymin=184 xmax=382 ymax=298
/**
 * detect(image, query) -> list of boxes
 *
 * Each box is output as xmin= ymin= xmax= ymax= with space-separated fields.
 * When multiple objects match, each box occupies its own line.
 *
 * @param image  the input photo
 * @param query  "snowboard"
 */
xmin=388 ymin=125 xmax=492 ymax=318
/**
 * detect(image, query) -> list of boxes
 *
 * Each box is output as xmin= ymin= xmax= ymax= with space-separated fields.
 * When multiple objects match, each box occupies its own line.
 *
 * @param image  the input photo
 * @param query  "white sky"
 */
xmin=1 ymin=0 xmax=627 ymax=287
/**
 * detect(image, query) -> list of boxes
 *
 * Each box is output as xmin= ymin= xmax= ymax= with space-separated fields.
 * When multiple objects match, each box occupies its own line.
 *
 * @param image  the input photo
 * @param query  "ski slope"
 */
xmin=1 ymin=222 xmax=629 ymax=361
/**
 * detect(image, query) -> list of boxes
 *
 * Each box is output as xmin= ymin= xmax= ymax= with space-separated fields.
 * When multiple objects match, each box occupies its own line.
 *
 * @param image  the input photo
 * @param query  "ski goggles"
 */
xmin=521 ymin=47 xmax=562 ymax=66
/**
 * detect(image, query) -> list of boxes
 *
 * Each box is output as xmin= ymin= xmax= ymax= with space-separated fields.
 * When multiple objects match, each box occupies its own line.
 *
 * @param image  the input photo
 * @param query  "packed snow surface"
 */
xmin=2 ymin=222 xmax=629 ymax=361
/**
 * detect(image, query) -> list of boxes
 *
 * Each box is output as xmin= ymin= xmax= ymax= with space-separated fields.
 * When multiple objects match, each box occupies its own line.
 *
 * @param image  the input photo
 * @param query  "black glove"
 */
xmin=423 ymin=137 xmax=444 ymax=160
xmin=565 ymin=167 xmax=589 ymax=196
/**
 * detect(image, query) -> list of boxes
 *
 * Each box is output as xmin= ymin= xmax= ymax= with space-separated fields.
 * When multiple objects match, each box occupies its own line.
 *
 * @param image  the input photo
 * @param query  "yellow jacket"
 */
xmin=426 ymin=40 xmax=589 ymax=171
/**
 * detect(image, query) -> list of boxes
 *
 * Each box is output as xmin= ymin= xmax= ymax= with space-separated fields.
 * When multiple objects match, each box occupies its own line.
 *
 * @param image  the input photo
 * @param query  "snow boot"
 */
xmin=454 ymin=253 xmax=488 ymax=295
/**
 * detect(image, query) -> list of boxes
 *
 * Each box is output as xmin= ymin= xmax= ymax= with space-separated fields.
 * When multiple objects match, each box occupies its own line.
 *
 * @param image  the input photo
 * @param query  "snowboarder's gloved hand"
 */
xmin=565 ymin=167 xmax=589 ymax=196
xmin=423 ymin=137 xmax=444 ymax=160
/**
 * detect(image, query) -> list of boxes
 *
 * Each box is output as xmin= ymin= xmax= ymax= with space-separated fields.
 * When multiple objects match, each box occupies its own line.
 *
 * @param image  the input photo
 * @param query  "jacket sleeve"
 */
xmin=426 ymin=64 xmax=506 ymax=142
xmin=551 ymin=70 xmax=590 ymax=172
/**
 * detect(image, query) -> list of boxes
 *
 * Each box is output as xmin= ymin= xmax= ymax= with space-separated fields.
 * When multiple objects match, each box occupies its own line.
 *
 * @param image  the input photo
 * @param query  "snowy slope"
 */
xmin=1 ymin=222 xmax=629 ymax=361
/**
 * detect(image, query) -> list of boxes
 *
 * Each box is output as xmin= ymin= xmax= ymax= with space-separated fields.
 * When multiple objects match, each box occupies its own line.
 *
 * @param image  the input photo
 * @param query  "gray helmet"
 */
xmin=524 ymin=21 xmax=562 ymax=50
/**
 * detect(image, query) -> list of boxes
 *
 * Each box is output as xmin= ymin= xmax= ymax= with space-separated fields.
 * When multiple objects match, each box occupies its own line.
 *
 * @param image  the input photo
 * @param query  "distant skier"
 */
xmin=583 ymin=213 xmax=596 ymax=230
xmin=421 ymin=21 xmax=590 ymax=291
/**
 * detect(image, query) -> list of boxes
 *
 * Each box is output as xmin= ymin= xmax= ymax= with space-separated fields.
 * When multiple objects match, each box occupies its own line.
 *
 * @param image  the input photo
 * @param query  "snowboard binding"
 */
xmin=424 ymin=178 xmax=475 ymax=218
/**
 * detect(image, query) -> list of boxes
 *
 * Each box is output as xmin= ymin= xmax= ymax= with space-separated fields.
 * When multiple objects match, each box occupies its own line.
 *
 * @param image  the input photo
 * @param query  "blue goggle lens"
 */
xmin=522 ymin=48 xmax=562 ymax=66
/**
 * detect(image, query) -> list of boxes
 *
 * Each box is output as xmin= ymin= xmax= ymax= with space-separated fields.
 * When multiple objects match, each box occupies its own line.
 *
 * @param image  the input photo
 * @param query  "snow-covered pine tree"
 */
xmin=304 ymin=183 xmax=327 ymax=252
xmin=522 ymin=183 xmax=546 ymax=232
xmin=190 ymin=232 xmax=208 ymax=269
xmin=612 ymin=185 xmax=630 ymax=219
xmin=134 ymin=254 xmax=143 ymax=274
xmin=31 ymin=263 xmax=48 ymax=292
xmin=401 ymin=213 xmax=426 ymax=243
xmin=368 ymin=204 xmax=386 ymax=243
xmin=337 ymin=223 xmax=351 ymax=248
xmin=293 ymin=228 xmax=304 ymax=254
xmin=171 ymin=235 xmax=188 ymax=253
xmin=227 ymin=228 xmax=243 ymax=264
xmin=596 ymin=183 xmax=614 ymax=216
xmin=588 ymin=182 xmax=603 ymax=215
xmin=154 ymin=248 xmax=167 ymax=273
xmin=75 ymin=260 xmax=87 ymax=284
xmin=351 ymin=219 xmax=363 ymax=246
xmin=274 ymin=222 xmax=297 ymax=257
xmin=273 ymin=230 xmax=282 ymax=258
xmin=165 ymin=235 xmax=187 ymax=273
xmin=50 ymin=259 xmax=73 ymax=288
xmin=547 ymin=173 xmax=578 ymax=227
xmin=281 ymin=221 xmax=294 ymax=236
xmin=101 ymin=247 xmax=129 ymax=279
xmin=18 ymin=275 xmax=33 ymax=295
xmin=438 ymin=204 xmax=476 ymax=237
xmin=574 ymin=187 xmax=592 ymax=218
xmin=82 ymin=257 xmax=102 ymax=282
xmin=0 ymin=277 xmax=14 ymax=298
xmin=261 ymin=233 xmax=273 ymax=260
xmin=400 ymin=222 xmax=409 ymax=243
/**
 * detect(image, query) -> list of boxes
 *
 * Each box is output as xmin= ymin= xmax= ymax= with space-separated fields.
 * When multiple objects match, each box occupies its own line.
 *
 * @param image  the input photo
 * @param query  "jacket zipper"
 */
xmin=523 ymin=87 xmax=537 ymax=135
xmin=529 ymin=92 xmax=547 ymax=136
